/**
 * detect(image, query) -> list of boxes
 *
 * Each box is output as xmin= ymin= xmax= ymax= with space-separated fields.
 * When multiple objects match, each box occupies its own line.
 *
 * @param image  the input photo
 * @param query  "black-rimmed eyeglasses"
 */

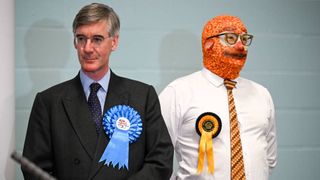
xmin=206 ymin=33 xmax=253 ymax=46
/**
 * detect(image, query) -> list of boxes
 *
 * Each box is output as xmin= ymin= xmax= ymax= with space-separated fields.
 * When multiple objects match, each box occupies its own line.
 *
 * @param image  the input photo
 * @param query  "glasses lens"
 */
xmin=75 ymin=35 xmax=106 ymax=47
xmin=241 ymin=34 xmax=253 ymax=46
xmin=224 ymin=33 xmax=238 ymax=45
xmin=75 ymin=35 xmax=87 ymax=46
xmin=91 ymin=36 xmax=105 ymax=47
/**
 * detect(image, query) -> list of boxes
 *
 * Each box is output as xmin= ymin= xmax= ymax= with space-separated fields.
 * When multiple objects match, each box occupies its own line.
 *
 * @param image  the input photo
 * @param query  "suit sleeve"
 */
xmin=128 ymin=86 xmax=174 ymax=180
xmin=22 ymin=93 xmax=54 ymax=179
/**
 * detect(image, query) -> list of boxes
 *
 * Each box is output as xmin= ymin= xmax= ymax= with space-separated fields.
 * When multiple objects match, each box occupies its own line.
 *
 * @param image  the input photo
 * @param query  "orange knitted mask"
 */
xmin=202 ymin=15 xmax=248 ymax=80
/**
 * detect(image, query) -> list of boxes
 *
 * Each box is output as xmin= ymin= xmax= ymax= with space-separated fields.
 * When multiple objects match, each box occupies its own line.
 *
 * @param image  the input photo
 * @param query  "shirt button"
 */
xmin=73 ymin=158 xmax=80 ymax=165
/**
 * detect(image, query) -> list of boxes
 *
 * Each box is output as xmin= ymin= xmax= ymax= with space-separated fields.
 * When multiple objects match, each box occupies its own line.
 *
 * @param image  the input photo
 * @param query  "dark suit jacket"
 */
xmin=22 ymin=71 xmax=173 ymax=180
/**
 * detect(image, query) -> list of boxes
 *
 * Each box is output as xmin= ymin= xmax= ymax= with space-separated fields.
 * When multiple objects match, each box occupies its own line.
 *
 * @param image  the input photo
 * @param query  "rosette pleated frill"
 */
xmin=99 ymin=105 xmax=142 ymax=170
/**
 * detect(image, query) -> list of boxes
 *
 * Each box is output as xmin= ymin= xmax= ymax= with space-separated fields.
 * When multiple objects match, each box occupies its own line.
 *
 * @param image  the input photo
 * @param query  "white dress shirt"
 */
xmin=159 ymin=68 xmax=277 ymax=180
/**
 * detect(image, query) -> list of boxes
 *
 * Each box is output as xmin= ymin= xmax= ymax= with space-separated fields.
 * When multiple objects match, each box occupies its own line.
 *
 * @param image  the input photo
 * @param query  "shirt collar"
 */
xmin=201 ymin=67 xmax=239 ymax=88
xmin=80 ymin=69 xmax=111 ymax=95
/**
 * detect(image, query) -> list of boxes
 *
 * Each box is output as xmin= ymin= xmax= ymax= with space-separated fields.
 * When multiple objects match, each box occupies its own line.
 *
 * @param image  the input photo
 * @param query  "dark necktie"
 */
xmin=224 ymin=79 xmax=246 ymax=180
xmin=88 ymin=83 xmax=102 ymax=133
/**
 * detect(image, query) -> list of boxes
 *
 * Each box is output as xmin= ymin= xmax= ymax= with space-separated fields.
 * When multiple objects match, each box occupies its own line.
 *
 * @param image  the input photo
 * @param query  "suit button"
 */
xmin=73 ymin=158 xmax=80 ymax=165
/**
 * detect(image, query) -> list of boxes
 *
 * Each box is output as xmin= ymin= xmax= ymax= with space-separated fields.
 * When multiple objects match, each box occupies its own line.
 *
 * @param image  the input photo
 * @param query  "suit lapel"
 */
xmin=62 ymin=75 xmax=98 ymax=160
xmin=89 ymin=71 xmax=129 ymax=179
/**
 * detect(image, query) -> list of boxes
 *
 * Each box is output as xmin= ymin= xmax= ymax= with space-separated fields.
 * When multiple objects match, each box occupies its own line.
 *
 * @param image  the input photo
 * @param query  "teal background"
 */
xmin=15 ymin=0 xmax=320 ymax=179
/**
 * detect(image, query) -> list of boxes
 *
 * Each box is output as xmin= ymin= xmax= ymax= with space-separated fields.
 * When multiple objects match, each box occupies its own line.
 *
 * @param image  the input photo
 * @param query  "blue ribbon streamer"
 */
xmin=99 ymin=128 xmax=129 ymax=169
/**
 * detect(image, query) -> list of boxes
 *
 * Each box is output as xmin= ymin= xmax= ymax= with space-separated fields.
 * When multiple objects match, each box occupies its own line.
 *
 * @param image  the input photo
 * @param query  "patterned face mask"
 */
xmin=202 ymin=15 xmax=249 ymax=80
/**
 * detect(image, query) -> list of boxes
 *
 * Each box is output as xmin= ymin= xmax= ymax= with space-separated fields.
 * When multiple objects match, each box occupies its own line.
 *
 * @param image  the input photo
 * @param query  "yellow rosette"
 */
xmin=195 ymin=112 xmax=222 ymax=174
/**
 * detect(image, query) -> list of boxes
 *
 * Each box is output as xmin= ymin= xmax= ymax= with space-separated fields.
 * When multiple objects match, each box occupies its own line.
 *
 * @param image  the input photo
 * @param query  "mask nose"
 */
xmin=234 ymin=40 xmax=245 ymax=51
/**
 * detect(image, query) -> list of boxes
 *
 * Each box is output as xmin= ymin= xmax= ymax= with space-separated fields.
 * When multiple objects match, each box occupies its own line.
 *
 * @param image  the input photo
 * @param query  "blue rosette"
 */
xmin=99 ymin=105 xmax=142 ymax=170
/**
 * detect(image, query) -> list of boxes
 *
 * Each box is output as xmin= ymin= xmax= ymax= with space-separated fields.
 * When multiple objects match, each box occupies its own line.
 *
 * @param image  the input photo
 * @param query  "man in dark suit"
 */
xmin=22 ymin=3 xmax=173 ymax=180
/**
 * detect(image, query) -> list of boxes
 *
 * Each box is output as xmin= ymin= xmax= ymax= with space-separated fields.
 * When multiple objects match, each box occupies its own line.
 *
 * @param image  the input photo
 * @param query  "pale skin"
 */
xmin=74 ymin=20 xmax=119 ymax=81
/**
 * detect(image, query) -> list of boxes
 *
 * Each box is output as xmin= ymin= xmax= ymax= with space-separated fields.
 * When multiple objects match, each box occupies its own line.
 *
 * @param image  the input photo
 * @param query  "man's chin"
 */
xmin=81 ymin=65 xmax=99 ymax=73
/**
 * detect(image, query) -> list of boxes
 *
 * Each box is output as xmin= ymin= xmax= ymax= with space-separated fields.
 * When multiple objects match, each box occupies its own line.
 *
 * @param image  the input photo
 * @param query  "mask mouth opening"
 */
xmin=223 ymin=52 xmax=247 ymax=59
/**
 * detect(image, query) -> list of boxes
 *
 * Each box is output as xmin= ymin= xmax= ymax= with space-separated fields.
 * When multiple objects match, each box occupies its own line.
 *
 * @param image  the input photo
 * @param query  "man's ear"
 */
xmin=111 ymin=33 xmax=119 ymax=51
xmin=73 ymin=38 xmax=77 ymax=49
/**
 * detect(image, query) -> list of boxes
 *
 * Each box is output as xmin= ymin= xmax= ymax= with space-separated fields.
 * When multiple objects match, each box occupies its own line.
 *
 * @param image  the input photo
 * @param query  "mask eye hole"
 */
xmin=205 ymin=33 xmax=253 ymax=46
xmin=240 ymin=34 xmax=253 ymax=46
xmin=224 ymin=33 xmax=238 ymax=45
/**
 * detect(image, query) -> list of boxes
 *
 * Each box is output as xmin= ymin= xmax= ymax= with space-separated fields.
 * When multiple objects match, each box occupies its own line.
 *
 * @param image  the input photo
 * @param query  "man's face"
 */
xmin=74 ymin=20 xmax=119 ymax=80
xmin=202 ymin=16 xmax=250 ymax=80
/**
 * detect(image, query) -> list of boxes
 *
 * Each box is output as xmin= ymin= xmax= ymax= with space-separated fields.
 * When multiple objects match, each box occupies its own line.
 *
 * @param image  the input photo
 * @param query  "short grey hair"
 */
xmin=72 ymin=3 xmax=120 ymax=37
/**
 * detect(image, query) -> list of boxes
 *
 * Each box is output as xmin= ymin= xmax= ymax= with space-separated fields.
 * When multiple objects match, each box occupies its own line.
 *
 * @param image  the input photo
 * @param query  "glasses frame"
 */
xmin=74 ymin=34 xmax=109 ymax=48
xmin=206 ymin=33 xmax=254 ymax=46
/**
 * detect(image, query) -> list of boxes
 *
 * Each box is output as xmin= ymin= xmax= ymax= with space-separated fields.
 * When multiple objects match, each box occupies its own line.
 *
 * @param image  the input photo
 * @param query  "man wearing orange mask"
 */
xmin=160 ymin=15 xmax=277 ymax=180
